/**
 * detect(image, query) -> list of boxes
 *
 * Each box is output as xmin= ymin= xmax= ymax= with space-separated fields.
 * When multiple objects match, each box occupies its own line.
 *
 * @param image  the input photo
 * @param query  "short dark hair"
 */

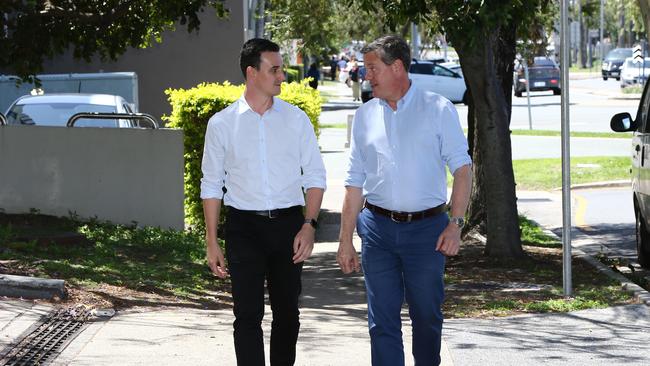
xmin=240 ymin=38 xmax=281 ymax=79
xmin=361 ymin=35 xmax=411 ymax=72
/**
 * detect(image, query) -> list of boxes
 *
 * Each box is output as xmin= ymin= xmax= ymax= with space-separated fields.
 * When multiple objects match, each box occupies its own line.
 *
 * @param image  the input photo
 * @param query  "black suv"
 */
xmin=610 ymin=80 xmax=650 ymax=267
xmin=602 ymin=48 xmax=633 ymax=81
xmin=514 ymin=57 xmax=561 ymax=97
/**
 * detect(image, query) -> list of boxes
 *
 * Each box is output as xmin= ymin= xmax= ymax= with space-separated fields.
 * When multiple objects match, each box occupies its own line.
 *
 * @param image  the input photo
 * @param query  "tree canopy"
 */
xmin=0 ymin=0 xmax=228 ymax=81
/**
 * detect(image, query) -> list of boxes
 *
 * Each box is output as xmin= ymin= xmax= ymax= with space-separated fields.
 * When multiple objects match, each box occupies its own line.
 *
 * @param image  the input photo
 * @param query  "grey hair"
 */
xmin=361 ymin=35 xmax=411 ymax=72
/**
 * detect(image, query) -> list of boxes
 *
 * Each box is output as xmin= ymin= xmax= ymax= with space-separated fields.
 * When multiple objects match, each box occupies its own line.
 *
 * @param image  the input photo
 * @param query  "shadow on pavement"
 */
xmin=444 ymin=304 xmax=649 ymax=365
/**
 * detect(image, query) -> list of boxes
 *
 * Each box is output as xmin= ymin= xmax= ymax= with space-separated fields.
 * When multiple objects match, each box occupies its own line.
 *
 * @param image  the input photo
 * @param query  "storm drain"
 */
xmin=1 ymin=305 xmax=90 ymax=366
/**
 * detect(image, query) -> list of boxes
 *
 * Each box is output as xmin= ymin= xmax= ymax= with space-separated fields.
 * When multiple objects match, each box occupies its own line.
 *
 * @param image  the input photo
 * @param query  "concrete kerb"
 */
xmin=533 ymin=221 xmax=650 ymax=307
xmin=553 ymin=180 xmax=631 ymax=191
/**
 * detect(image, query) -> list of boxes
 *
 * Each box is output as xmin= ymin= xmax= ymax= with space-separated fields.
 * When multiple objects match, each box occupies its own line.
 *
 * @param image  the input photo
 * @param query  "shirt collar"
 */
xmin=378 ymin=81 xmax=416 ymax=111
xmin=238 ymin=95 xmax=282 ymax=115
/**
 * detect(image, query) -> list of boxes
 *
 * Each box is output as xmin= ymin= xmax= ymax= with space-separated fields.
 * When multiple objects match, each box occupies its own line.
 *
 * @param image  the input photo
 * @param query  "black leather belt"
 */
xmin=364 ymin=202 xmax=446 ymax=223
xmin=229 ymin=205 xmax=302 ymax=219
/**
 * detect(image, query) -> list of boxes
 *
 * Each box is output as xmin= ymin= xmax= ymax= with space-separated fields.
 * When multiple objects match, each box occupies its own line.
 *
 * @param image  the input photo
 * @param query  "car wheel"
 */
xmin=603 ymin=77 xmax=608 ymax=81
xmin=636 ymin=209 xmax=650 ymax=268
xmin=616 ymin=77 xmax=621 ymax=81
xmin=553 ymin=88 xmax=561 ymax=95
xmin=361 ymin=92 xmax=372 ymax=103
xmin=514 ymin=90 xmax=522 ymax=98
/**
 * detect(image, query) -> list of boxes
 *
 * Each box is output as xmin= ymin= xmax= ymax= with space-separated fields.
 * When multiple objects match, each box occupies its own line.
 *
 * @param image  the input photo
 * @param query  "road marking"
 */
xmin=574 ymin=194 xmax=595 ymax=232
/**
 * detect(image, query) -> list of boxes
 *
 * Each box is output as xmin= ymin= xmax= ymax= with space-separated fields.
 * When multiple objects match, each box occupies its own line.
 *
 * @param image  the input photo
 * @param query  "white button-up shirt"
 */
xmin=201 ymin=96 xmax=326 ymax=210
xmin=345 ymin=84 xmax=471 ymax=212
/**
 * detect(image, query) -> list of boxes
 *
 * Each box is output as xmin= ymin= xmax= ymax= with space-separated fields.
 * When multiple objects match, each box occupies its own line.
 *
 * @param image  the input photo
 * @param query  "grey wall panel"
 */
xmin=0 ymin=126 xmax=184 ymax=229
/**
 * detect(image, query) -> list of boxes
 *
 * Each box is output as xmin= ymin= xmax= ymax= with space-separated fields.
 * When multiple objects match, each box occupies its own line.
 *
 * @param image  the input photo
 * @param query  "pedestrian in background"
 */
xmin=201 ymin=38 xmax=326 ymax=366
xmin=306 ymin=62 xmax=321 ymax=89
xmin=337 ymin=35 xmax=472 ymax=366
xmin=349 ymin=57 xmax=361 ymax=101
xmin=330 ymin=55 xmax=339 ymax=81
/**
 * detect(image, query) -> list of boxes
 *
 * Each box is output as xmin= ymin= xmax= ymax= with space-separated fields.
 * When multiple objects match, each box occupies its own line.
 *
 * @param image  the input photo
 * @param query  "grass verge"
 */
xmin=444 ymin=215 xmax=633 ymax=318
xmin=0 ymin=213 xmax=228 ymax=309
xmin=513 ymin=156 xmax=630 ymax=190
xmin=509 ymin=129 xmax=632 ymax=139
xmin=0 ymin=213 xmax=636 ymax=318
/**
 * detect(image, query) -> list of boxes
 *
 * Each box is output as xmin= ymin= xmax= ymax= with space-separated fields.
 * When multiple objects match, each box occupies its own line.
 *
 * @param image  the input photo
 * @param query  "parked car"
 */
xmin=610 ymin=80 xmax=650 ymax=268
xmin=439 ymin=62 xmax=463 ymax=77
xmin=619 ymin=57 xmax=650 ymax=88
xmin=360 ymin=59 xmax=468 ymax=104
xmin=602 ymin=48 xmax=633 ymax=81
xmin=4 ymin=93 xmax=137 ymax=127
xmin=514 ymin=57 xmax=561 ymax=97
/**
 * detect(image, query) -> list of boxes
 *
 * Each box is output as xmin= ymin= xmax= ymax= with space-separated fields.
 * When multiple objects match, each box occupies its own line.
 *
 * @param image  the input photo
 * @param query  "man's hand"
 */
xmin=206 ymin=237 xmax=228 ymax=278
xmin=435 ymin=223 xmax=462 ymax=256
xmin=337 ymin=241 xmax=360 ymax=274
xmin=293 ymin=224 xmax=315 ymax=263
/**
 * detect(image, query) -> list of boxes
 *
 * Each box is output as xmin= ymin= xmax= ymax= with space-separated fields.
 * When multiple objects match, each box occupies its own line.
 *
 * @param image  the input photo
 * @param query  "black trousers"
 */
xmin=225 ymin=206 xmax=304 ymax=366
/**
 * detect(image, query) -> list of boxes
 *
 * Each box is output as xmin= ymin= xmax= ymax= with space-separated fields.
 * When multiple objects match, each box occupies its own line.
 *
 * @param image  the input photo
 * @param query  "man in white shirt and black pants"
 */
xmin=201 ymin=38 xmax=326 ymax=366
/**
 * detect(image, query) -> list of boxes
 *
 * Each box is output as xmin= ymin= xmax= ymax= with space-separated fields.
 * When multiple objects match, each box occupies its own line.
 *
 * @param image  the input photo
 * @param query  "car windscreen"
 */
xmin=528 ymin=68 xmax=559 ymax=78
xmin=6 ymin=103 xmax=118 ymax=127
xmin=606 ymin=49 xmax=633 ymax=60
xmin=625 ymin=60 xmax=650 ymax=68
xmin=533 ymin=58 xmax=555 ymax=67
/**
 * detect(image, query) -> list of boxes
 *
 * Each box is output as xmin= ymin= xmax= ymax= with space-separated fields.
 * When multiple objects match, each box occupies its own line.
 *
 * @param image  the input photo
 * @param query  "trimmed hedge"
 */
xmin=164 ymin=80 xmax=321 ymax=230
xmin=287 ymin=64 xmax=304 ymax=82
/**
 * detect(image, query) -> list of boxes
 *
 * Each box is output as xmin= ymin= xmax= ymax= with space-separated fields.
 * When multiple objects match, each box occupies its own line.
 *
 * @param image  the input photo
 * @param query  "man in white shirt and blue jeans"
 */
xmin=201 ymin=38 xmax=326 ymax=366
xmin=337 ymin=35 xmax=472 ymax=366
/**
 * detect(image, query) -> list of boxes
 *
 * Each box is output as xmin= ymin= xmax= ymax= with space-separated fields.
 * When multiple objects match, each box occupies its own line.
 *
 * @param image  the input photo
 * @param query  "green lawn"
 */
xmin=509 ymin=129 xmax=632 ymax=139
xmin=513 ymin=156 xmax=630 ymax=190
xmin=446 ymin=156 xmax=630 ymax=190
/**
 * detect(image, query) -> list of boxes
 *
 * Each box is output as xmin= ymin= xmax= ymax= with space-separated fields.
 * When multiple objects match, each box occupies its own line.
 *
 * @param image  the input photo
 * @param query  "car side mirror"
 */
xmin=610 ymin=112 xmax=636 ymax=132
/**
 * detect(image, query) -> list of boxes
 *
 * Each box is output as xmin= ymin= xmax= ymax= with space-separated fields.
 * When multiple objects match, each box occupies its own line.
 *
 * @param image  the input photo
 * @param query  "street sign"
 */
xmin=633 ymin=45 xmax=643 ymax=64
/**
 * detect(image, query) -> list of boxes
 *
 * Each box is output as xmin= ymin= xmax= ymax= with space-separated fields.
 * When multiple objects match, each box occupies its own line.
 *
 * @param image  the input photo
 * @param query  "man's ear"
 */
xmin=391 ymin=59 xmax=405 ymax=74
xmin=246 ymin=65 xmax=256 ymax=80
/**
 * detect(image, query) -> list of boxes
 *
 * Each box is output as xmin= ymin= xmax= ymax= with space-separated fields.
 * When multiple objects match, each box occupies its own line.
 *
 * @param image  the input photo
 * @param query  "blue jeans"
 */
xmin=357 ymin=208 xmax=448 ymax=366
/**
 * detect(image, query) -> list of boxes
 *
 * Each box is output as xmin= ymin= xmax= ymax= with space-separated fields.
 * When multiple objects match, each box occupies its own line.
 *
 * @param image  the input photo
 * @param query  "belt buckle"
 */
xmin=390 ymin=211 xmax=412 ymax=223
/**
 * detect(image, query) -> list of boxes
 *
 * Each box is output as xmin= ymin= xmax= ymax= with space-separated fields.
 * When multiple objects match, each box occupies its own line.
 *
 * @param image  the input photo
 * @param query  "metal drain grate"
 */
xmin=1 ymin=305 xmax=90 ymax=365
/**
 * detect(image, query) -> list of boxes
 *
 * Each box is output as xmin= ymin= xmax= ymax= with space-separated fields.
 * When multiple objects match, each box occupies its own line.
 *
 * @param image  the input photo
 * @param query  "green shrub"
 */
xmin=164 ymin=80 xmax=321 ymax=230
xmin=287 ymin=64 xmax=304 ymax=82
xmin=286 ymin=68 xmax=299 ymax=83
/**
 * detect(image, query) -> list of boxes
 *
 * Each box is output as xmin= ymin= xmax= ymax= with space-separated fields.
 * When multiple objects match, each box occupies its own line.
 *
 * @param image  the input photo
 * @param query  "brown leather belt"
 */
xmin=229 ymin=205 xmax=302 ymax=219
xmin=364 ymin=202 xmax=446 ymax=223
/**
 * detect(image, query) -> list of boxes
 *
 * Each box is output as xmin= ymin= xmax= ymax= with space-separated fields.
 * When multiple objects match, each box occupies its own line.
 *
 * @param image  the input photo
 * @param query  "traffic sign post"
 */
xmin=633 ymin=45 xmax=644 ymax=84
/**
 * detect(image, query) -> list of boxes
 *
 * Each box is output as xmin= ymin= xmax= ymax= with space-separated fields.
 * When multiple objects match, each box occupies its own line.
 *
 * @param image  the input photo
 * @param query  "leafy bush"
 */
xmin=164 ymin=80 xmax=321 ymax=230
xmin=286 ymin=68 xmax=299 ymax=83
xmin=287 ymin=64 xmax=304 ymax=82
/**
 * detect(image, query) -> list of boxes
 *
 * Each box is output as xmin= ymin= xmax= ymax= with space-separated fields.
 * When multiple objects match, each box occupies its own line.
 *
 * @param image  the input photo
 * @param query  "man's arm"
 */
xmin=337 ymin=186 xmax=364 ymax=273
xmin=204 ymin=198 xmax=228 ymax=278
xmin=292 ymin=187 xmax=324 ymax=264
xmin=436 ymin=164 xmax=472 ymax=256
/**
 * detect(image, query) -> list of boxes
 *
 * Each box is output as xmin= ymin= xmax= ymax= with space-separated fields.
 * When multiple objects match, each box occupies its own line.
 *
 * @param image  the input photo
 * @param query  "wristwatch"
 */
xmin=450 ymin=216 xmax=465 ymax=229
xmin=304 ymin=218 xmax=318 ymax=229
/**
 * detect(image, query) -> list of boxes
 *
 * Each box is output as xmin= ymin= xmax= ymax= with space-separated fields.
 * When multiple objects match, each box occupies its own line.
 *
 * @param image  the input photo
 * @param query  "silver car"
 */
xmin=5 ymin=93 xmax=137 ymax=127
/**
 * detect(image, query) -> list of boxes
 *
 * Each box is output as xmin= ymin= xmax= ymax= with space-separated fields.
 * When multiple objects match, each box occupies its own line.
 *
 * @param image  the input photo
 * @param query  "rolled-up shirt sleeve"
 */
xmin=200 ymin=116 xmax=227 ymax=199
xmin=300 ymin=113 xmax=327 ymax=190
xmin=344 ymin=112 xmax=365 ymax=188
xmin=440 ymin=101 xmax=472 ymax=174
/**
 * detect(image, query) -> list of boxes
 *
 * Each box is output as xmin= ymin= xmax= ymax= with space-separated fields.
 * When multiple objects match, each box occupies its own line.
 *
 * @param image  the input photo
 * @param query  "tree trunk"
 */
xmin=639 ymin=0 xmax=650 ymax=42
xmin=465 ymin=93 xmax=487 ymax=235
xmin=453 ymin=23 xmax=524 ymax=258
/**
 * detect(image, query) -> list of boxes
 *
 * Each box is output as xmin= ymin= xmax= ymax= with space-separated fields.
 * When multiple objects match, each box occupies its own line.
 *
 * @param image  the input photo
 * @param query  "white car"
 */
xmin=408 ymin=60 xmax=467 ymax=103
xmin=361 ymin=60 xmax=468 ymax=104
xmin=620 ymin=57 xmax=650 ymax=88
xmin=5 ymin=93 xmax=137 ymax=127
